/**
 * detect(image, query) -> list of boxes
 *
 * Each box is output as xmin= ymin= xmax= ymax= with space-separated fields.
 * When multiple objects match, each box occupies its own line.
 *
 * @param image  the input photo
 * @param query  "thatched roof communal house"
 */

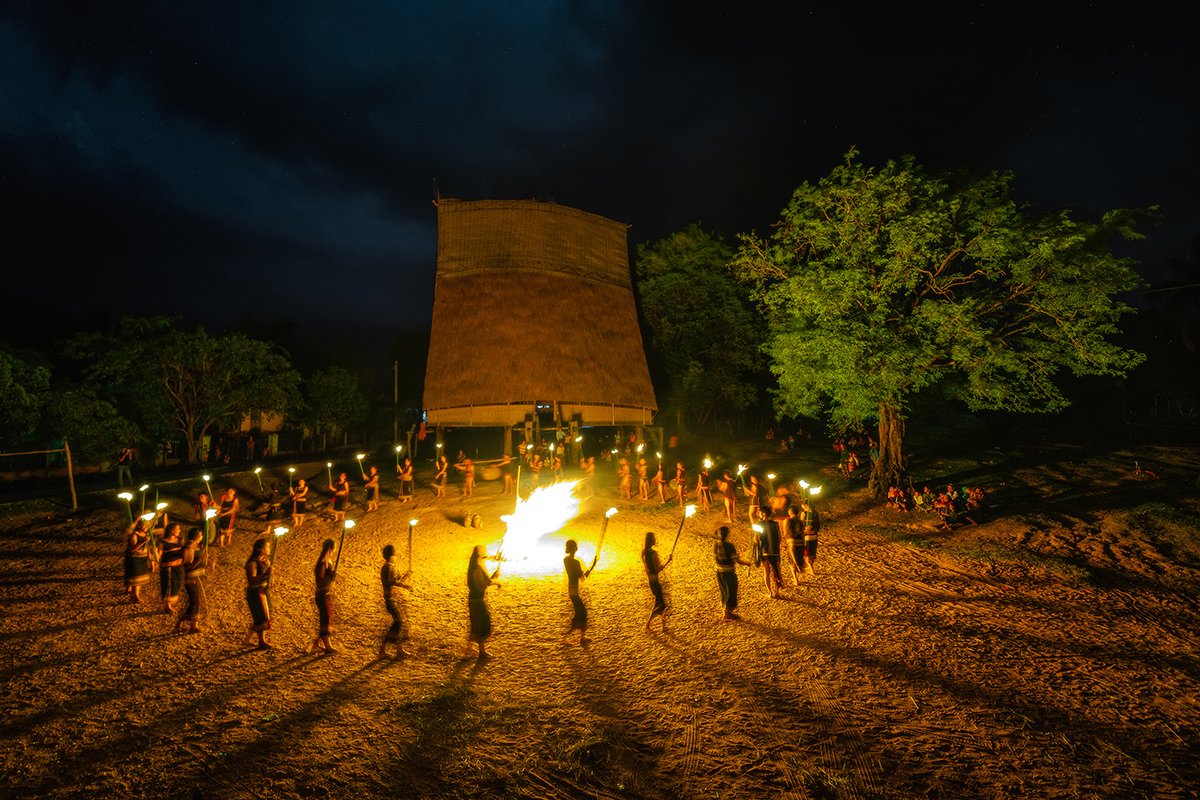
xmin=423 ymin=199 xmax=657 ymax=450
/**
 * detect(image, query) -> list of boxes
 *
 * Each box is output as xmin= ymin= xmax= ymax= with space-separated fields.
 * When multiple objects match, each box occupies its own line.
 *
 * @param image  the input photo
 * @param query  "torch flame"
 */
xmin=751 ymin=523 xmax=763 ymax=533
xmin=117 ymin=492 xmax=133 ymax=502
xmin=156 ymin=502 xmax=168 ymax=511
xmin=344 ymin=520 xmax=356 ymax=530
xmin=605 ymin=507 xmax=618 ymax=518
xmin=205 ymin=508 xmax=217 ymax=519
xmin=703 ymin=458 xmax=713 ymax=469
xmin=408 ymin=518 xmax=419 ymax=527
xmin=685 ymin=504 xmax=697 ymax=518
xmin=273 ymin=526 xmax=289 ymax=537
xmin=141 ymin=512 xmax=155 ymax=521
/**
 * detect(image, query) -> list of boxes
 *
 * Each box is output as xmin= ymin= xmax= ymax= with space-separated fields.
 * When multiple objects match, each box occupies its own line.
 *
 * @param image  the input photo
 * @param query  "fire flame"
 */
xmin=497 ymin=481 xmax=582 ymax=575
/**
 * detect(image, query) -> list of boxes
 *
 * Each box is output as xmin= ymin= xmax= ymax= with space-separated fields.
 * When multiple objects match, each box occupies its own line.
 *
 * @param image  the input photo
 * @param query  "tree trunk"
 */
xmin=868 ymin=403 xmax=905 ymax=499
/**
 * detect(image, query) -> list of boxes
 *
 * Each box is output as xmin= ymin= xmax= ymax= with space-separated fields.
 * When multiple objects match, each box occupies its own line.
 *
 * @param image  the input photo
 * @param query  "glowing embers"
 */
xmin=497 ymin=481 xmax=583 ymax=576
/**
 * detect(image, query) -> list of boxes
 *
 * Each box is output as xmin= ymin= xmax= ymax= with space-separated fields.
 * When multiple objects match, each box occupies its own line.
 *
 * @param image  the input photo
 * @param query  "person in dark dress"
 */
xmin=642 ymin=531 xmax=672 ymax=633
xmin=123 ymin=518 xmax=154 ymax=603
xmin=216 ymin=487 xmax=239 ymax=547
xmin=714 ymin=525 xmax=751 ymax=620
xmin=308 ymin=538 xmax=338 ymax=655
xmin=466 ymin=544 xmax=500 ymax=659
xmin=243 ymin=538 xmax=272 ymax=650
xmin=754 ymin=510 xmax=783 ymax=598
xmin=174 ymin=528 xmax=207 ymax=634
xmin=157 ymin=522 xmax=185 ymax=614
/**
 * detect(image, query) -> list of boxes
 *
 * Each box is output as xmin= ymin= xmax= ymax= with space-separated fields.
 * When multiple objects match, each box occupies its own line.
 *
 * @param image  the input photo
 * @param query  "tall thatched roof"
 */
xmin=423 ymin=199 xmax=657 ymax=427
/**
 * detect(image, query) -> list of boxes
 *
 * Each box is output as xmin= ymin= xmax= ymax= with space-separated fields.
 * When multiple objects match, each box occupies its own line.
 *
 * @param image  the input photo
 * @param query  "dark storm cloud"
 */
xmin=1 ymin=3 xmax=1197 ymax=345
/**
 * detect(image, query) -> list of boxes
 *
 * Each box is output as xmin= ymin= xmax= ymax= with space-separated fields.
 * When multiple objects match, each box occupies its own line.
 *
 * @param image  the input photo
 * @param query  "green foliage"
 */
xmin=0 ymin=350 xmax=51 ymax=450
xmin=635 ymin=224 xmax=766 ymax=426
xmin=734 ymin=150 xmax=1150 ymax=491
xmin=68 ymin=317 xmax=300 ymax=463
xmin=300 ymin=366 xmax=370 ymax=444
xmin=44 ymin=389 xmax=139 ymax=464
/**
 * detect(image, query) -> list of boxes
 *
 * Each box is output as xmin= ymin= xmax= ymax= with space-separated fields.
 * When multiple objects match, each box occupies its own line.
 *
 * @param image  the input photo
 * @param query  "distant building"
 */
xmin=423 ymin=199 xmax=657 ymax=451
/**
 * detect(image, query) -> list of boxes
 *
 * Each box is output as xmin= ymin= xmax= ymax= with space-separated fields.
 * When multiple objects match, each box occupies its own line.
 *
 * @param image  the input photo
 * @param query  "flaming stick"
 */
xmin=204 ymin=507 xmax=216 ymax=557
xmin=287 ymin=467 xmax=295 ymax=490
xmin=202 ymin=474 xmax=214 ymax=504
xmin=736 ymin=464 xmax=747 ymax=490
xmin=767 ymin=473 xmax=776 ymax=495
xmin=334 ymin=519 xmax=353 ymax=573
xmin=254 ymin=466 xmax=264 ymax=493
xmin=271 ymin=525 xmax=288 ymax=564
xmin=668 ymin=504 xmax=698 ymax=561
xmin=407 ymin=518 xmax=418 ymax=573
xmin=356 ymin=453 xmax=367 ymax=479
xmin=139 ymin=484 xmax=149 ymax=515
xmin=590 ymin=507 xmax=618 ymax=571
xmin=118 ymin=491 xmax=134 ymax=522
xmin=140 ymin=511 xmax=158 ymax=555
xmin=395 ymin=445 xmax=404 ymax=468
xmin=326 ymin=462 xmax=333 ymax=486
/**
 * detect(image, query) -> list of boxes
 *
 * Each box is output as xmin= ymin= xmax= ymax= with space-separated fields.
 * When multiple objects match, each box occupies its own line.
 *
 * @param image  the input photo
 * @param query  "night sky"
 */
xmin=3 ymin=4 xmax=1197 ymax=352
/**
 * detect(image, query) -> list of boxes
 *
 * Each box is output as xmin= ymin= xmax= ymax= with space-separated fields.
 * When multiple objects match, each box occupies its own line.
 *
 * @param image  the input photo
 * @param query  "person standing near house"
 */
xmin=116 ymin=446 xmax=134 ymax=488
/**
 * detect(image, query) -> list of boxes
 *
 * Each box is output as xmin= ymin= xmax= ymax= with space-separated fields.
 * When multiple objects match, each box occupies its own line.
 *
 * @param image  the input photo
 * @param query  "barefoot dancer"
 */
xmin=243 ymin=538 xmax=272 ymax=650
xmin=308 ymin=538 xmax=337 ymax=654
xmin=216 ymin=487 xmax=239 ymax=547
xmin=364 ymin=466 xmax=380 ymax=512
xmin=642 ymin=531 xmax=672 ymax=633
xmin=466 ymin=544 xmax=499 ymax=659
xmin=123 ymin=517 xmax=154 ymax=604
xmin=378 ymin=544 xmax=413 ymax=658
xmin=714 ymin=525 xmax=751 ymax=621
xmin=157 ymin=522 xmax=185 ymax=614
xmin=563 ymin=539 xmax=593 ymax=646
xmin=175 ymin=528 xmax=207 ymax=634
xmin=290 ymin=478 xmax=309 ymax=527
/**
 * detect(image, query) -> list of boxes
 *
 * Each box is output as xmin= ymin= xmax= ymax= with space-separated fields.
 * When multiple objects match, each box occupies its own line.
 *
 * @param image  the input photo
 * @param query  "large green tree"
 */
xmin=71 ymin=318 xmax=301 ymax=464
xmin=0 ymin=350 xmax=51 ymax=450
xmin=635 ymin=224 xmax=767 ymax=431
xmin=300 ymin=366 xmax=369 ymax=450
xmin=734 ymin=151 xmax=1149 ymax=496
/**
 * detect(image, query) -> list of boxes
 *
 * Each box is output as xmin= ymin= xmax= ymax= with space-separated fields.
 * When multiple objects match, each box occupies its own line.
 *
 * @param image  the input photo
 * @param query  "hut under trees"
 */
xmin=423 ymin=198 xmax=657 ymax=457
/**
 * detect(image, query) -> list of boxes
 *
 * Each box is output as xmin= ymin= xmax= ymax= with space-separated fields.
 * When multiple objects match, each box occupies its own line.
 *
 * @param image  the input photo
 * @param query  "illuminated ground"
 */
xmin=1 ymin=441 xmax=1198 ymax=799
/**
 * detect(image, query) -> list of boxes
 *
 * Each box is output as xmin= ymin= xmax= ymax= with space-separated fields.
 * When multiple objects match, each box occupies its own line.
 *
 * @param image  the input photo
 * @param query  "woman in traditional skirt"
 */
xmin=123 ymin=518 xmax=154 ymax=603
xmin=308 ymin=538 xmax=337 ymax=655
xmin=378 ymin=544 xmax=412 ymax=658
xmin=466 ymin=544 xmax=500 ymax=659
xmin=364 ymin=466 xmax=380 ymax=513
xmin=175 ymin=528 xmax=207 ymax=634
xmin=157 ymin=522 xmax=185 ymax=614
xmin=398 ymin=458 xmax=415 ymax=503
xmin=433 ymin=454 xmax=449 ymax=497
xmin=330 ymin=473 xmax=350 ymax=521
xmin=290 ymin=478 xmax=309 ymax=527
xmin=243 ymin=538 xmax=272 ymax=649
xmin=642 ymin=531 xmax=672 ymax=633
xmin=216 ymin=487 xmax=239 ymax=547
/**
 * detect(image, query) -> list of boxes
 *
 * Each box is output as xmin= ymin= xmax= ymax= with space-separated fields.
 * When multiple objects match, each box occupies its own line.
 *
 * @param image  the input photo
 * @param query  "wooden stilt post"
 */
xmin=63 ymin=438 xmax=78 ymax=511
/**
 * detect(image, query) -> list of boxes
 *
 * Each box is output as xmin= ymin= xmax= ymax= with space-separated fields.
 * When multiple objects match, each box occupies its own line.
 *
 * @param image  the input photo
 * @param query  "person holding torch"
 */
xmin=242 ymin=537 xmax=273 ymax=650
xmin=642 ymin=531 xmax=672 ymax=633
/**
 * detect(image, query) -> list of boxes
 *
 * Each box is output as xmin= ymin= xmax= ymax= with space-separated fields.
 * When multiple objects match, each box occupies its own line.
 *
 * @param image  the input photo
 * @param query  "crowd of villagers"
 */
xmin=118 ymin=435 xmax=834 ymax=663
xmin=827 ymin=433 xmax=987 ymax=529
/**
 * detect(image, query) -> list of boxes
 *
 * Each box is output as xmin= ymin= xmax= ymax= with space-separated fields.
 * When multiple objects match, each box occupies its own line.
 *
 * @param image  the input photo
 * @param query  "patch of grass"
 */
xmin=1122 ymin=503 xmax=1200 ymax=567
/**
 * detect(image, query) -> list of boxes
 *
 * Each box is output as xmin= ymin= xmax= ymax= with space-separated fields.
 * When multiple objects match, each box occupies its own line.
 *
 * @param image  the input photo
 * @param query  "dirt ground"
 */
xmin=1 ymin=438 xmax=1198 ymax=800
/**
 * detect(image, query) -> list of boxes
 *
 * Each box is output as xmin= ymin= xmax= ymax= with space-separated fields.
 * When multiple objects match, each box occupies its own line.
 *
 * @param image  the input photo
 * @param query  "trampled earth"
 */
xmin=1 ymin=438 xmax=1198 ymax=799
